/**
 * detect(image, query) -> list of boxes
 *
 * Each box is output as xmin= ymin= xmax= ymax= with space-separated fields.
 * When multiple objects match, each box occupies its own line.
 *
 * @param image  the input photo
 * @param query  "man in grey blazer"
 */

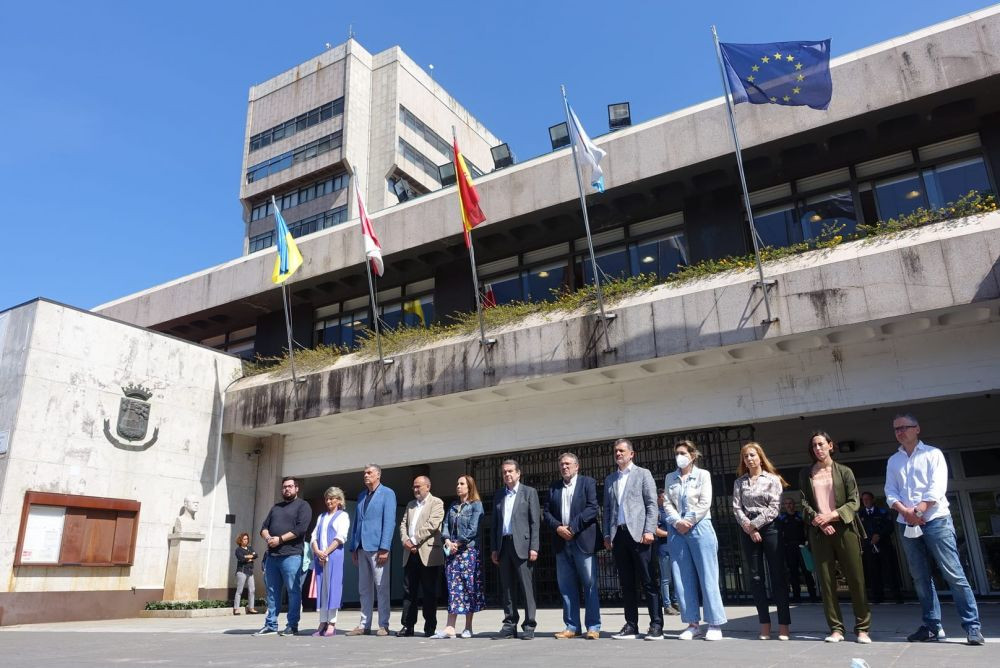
xmin=603 ymin=438 xmax=662 ymax=640
xmin=491 ymin=459 xmax=540 ymax=639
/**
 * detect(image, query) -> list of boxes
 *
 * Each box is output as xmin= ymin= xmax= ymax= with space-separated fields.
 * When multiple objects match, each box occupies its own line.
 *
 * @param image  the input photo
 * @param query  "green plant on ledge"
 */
xmin=145 ymin=599 xmax=232 ymax=610
xmin=240 ymin=191 xmax=995 ymax=377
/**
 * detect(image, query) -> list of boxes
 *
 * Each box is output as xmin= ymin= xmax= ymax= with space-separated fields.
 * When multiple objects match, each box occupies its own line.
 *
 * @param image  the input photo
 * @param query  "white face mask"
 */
xmin=676 ymin=454 xmax=692 ymax=469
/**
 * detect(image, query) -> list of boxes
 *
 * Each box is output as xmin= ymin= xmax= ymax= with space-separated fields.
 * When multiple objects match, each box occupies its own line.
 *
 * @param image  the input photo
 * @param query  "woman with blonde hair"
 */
xmin=663 ymin=440 xmax=727 ymax=641
xmin=800 ymin=431 xmax=871 ymax=644
xmin=733 ymin=442 xmax=791 ymax=640
xmin=310 ymin=486 xmax=350 ymax=637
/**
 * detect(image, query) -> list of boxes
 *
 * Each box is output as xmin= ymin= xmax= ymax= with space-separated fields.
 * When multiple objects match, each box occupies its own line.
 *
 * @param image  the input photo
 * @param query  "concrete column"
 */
xmin=251 ymin=435 xmax=284 ymax=596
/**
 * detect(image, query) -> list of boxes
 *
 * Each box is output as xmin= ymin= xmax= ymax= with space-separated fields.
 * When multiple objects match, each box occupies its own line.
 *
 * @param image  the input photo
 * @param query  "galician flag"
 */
xmin=270 ymin=196 xmax=304 ymax=284
xmin=356 ymin=186 xmax=384 ymax=277
xmin=567 ymin=106 xmax=607 ymax=192
xmin=452 ymin=138 xmax=486 ymax=247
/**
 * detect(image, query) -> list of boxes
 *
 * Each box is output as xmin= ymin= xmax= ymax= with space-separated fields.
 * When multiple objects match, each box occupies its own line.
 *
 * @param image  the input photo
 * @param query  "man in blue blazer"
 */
xmin=543 ymin=452 xmax=602 ymax=639
xmin=491 ymin=459 xmax=540 ymax=639
xmin=346 ymin=463 xmax=397 ymax=636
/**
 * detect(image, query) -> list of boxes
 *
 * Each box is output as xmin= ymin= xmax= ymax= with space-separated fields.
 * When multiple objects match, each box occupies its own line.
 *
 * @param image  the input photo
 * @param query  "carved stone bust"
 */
xmin=172 ymin=495 xmax=201 ymax=534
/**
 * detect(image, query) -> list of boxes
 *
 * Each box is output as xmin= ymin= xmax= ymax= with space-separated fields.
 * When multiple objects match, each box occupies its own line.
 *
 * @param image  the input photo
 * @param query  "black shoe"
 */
xmin=967 ymin=628 xmax=985 ymax=646
xmin=252 ymin=626 xmax=278 ymax=637
xmin=907 ymin=625 xmax=939 ymax=642
xmin=423 ymin=628 xmax=436 ymax=637
xmin=521 ymin=628 xmax=535 ymax=640
xmin=611 ymin=624 xmax=639 ymax=640
xmin=644 ymin=624 xmax=664 ymax=641
xmin=396 ymin=626 xmax=414 ymax=637
xmin=493 ymin=627 xmax=517 ymax=640
xmin=278 ymin=626 xmax=298 ymax=636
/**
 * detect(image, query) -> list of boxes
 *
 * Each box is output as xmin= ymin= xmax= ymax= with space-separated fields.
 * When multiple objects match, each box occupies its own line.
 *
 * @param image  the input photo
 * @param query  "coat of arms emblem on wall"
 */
xmin=103 ymin=383 xmax=160 ymax=451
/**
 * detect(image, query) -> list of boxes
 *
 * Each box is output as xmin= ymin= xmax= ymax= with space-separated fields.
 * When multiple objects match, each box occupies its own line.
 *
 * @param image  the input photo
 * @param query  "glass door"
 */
xmin=967 ymin=490 xmax=1000 ymax=593
xmin=929 ymin=492 xmax=979 ymax=594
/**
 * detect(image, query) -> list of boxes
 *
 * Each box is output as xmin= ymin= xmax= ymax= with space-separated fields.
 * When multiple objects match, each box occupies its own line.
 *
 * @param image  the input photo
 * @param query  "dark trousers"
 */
xmin=740 ymin=525 xmax=791 ymax=625
xmin=783 ymin=544 xmax=817 ymax=600
xmin=612 ymin=529 xmax=662 ymax=628
xmin=400 ymin=557 xmax=441 ymax=634
xmin=499 ymin=536 xmax=537 ymax=630
xmin=862 ymin=539 xmax=902 ymax=603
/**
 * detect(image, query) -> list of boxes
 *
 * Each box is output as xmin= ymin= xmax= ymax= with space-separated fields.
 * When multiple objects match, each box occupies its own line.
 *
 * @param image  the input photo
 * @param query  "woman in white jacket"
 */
xmin=662 ymin=440 xmax=727 ymax=641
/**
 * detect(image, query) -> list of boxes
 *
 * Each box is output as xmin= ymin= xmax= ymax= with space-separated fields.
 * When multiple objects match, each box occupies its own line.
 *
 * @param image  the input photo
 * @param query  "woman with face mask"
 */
xmin=733 ymin=442 xmax=791 ymax=640
xmin=662 ymin=440 xmax=727 ymax=641
xmin=800 ymin=431 xmax=871 ymax=644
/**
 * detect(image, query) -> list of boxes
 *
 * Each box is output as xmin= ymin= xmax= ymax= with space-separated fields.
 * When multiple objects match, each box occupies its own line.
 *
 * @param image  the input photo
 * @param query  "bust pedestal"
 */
xmin=163 ymin=531 xmax=205 ymax=602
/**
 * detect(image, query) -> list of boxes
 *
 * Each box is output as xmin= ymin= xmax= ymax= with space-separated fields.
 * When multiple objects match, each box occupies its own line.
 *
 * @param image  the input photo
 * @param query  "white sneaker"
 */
xmin=705 ymin=626 xmax=723 ymax=641
xmin=678 ymin=625 xmax=703 ymax=640
xmin=460 ymin=629 xmax=473 ymax=639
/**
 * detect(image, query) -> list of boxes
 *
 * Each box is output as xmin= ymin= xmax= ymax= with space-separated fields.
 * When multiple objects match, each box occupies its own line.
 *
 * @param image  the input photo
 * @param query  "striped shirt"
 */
xmin=732 ymin=471 xmax=783 ymax=530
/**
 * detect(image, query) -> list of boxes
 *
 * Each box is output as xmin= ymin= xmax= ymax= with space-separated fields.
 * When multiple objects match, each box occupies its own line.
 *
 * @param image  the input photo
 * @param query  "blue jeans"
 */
xmin=657 ymin=551 xmax=678 ymax=607
xmin=669 ymin=519 xmax=727 ymax=626
xmin=555 ymin=541 xmax=601 ymax=632
xmin=264 ymin=553 xmax=304 ymax=630
xmin=898 ymin=516 xmax=980 ymax=632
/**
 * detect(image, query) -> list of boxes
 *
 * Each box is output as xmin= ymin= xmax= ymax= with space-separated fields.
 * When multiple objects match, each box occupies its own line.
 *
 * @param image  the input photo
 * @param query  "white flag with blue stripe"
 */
xmin=567 ymin=106 xmax=607 ymax=192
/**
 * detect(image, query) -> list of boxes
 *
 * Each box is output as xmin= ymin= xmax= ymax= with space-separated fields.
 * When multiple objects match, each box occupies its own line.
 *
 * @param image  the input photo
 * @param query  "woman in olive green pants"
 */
xmin=799 ymin=431 xmax=872 ymax=644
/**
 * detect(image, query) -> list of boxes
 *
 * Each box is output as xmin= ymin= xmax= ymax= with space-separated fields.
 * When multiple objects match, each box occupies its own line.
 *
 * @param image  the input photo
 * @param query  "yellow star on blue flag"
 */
xmin=720 ymin=39 xmax=832 ymax=110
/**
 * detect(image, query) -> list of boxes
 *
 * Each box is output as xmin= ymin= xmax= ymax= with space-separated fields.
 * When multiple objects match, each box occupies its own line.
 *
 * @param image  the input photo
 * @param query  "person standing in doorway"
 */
xmin=491 ymin=459 xmax=540 ymax=640
xmin=253 ymin=476 xmax=312 ymax=637
xmin=543 ymin=452 xmax=602 ymax=639
xmin=775 ymin=497 xmax=818 ymax=603
xmin=655 ymin=488 xmax=680 ymax=617
xmin=859 ymin=491 xmax=903 ymax=605
xmin=347 ymin=464 xmax=397 ymax=637
xmin=604 ymin=438 xmax=663 ymax=641
xmin=886 ymin=413 xmax=984 ymax=645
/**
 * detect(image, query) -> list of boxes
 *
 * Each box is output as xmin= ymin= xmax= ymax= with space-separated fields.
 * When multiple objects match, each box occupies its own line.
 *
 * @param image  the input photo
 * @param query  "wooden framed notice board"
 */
xmin=15 ymin=491 xmax=141 ymax=567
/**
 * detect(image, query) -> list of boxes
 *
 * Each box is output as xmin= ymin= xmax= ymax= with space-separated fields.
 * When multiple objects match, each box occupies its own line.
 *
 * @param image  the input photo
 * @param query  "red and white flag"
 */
xmin=356 ymin=187 xmax=384 ymax=277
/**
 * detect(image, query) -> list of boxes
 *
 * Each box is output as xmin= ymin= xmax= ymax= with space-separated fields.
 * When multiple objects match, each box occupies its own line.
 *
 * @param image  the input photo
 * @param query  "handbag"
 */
xmin=799 ymin=544 xmax=815 ymax=572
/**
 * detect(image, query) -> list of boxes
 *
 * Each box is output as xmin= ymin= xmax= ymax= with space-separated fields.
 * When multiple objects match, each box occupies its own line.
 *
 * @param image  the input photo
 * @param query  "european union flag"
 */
xmin=720 ymin=40 xmax=832 ymax=110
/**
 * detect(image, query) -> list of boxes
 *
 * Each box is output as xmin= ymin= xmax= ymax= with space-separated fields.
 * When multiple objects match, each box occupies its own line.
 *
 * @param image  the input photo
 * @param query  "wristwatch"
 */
xmin=914 ymin=509 xmax=924 ymax=518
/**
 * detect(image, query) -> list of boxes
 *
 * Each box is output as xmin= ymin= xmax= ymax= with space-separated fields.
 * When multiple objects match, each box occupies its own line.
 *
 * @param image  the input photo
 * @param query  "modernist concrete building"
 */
xmin=240 ymin=38 xmax=500 ymax=258
xmin=2 ymin=9 xmax=1000 ymax=625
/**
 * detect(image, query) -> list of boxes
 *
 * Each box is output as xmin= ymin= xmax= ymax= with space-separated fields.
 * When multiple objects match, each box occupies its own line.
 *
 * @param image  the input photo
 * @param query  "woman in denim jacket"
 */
xmin=663 ymin=440 xmax=728 ymax=641
xmin=433 ymin=474 xmax=486 ymax=638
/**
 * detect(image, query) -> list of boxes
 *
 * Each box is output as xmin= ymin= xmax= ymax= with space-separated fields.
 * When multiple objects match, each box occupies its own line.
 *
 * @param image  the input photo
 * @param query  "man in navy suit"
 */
xmin=346 ymin=463 xmax=397 ymax=637
xmin=491 ymin=459 xmax=540 ymax=639
xmin=543 ymin=452 xmax=602 ymax=639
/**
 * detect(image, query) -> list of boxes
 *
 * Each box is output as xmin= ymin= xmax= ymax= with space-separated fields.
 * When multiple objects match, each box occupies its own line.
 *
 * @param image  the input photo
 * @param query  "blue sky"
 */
xmin=2 ymin=1 xmax=995 ymax=311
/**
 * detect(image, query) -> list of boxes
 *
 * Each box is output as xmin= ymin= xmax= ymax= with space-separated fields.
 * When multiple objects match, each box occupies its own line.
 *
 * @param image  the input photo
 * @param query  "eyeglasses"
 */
xmin=893 ymin=425 xmax=918 ymax=432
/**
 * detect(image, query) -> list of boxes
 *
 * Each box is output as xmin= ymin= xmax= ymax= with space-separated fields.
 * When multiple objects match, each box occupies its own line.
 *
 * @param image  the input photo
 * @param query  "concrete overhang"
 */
xmin=96 ymin=8 xmax=1000 ymax=333
xmin=222 ymin=210 xmax=1000 ymax=436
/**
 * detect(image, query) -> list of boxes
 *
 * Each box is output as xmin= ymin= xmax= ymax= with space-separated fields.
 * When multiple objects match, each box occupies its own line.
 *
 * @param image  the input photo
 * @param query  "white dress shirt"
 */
xmin=615 ymin=464 xmax=634 ymax=526
xmin=561 ymin=475 xmax=578 ymax=526
xmin=502 ymin=484 xmax=519 ymax=536
xmin=885 ymin=440 xmax=950 ymax=524
xmin=408 ymin=498 xmax=426 ymax=543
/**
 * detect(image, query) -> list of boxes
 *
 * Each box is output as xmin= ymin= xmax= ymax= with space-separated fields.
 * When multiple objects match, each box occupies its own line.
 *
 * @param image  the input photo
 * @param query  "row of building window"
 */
xmin=314 ymin=294 xmax=435 ymax=350
xmin=246 ymin=132 xmax=343 ymax=184
xmin=249 ymin=173 xmax=350 ymax=221
xmin=201 ymin=326 xmax=257 ymax=360
xmin=248 ymin=205 xmax=349 ymax=252
xmin=399 ymin=105 xmax=452 ymax=159
xmin=399 ymin=138 xmax=445 ymax=184
xmin=249 ymin=98 xmax=344 ymax=153
xmin=751 ymin=134 xmax=993 ymax=249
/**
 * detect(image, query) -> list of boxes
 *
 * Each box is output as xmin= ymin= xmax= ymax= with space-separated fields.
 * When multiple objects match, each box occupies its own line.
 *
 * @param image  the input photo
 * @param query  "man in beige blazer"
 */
xmin=397 ymin=475 xmax=445 ymax=637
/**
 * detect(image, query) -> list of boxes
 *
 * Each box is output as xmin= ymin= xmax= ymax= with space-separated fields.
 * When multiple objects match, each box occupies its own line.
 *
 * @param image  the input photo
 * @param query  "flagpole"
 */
xmin=560 ymin=85 xmax=615 ymax=353
xmin=272 ymin=195 xmax=303 ymax=383
xmin=348 ymin=162 xmax=393 ymax=394
xmin=711 ymin=26 xmax=777 ymax=324
xmin=452 ymin=126 xmax=495 ymax=354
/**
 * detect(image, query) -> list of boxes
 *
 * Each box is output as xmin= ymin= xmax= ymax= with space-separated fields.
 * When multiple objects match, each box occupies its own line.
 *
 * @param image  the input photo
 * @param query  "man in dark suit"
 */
xmin=859 ymin=491 xmax=903 ymax=604
xmin=603 ymin=438 xmax=662 ymax=641
xmin=543 ymin=452 xmax=602 ymax=639
xmin=491 ymin=458 xmax=540 ymax=639
xmin=775 ymin=496 xmax=818 ymax=603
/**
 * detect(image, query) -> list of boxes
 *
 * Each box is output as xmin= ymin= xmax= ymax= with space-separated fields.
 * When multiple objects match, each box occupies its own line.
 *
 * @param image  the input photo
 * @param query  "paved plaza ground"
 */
xmin=1 ymin=601 xmax=997 ymax=667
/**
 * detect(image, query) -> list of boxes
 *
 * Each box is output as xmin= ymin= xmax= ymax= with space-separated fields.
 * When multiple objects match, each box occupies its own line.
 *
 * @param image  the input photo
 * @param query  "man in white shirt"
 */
xmin=398 ymin=476 xmax=444 ymax=637
xmin=491 ymin=459 xmax=540 ymax=639
xmin=885 ymin=413 xmax=983 ymax=646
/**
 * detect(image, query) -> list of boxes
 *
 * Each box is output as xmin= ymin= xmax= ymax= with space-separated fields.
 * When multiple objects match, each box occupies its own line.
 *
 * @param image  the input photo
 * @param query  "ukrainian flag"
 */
xmin=271 ymin=198 xmax=303 ymax=284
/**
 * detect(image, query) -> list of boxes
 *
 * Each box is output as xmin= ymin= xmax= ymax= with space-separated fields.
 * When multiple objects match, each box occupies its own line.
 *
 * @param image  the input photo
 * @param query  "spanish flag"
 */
xmin=452 ymin=138 xmax=485 ymax=247
xmin=271 ymin=197 xmax=304 ymax=284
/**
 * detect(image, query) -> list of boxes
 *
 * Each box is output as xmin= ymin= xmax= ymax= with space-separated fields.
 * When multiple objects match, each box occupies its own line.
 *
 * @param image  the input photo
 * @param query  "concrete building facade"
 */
xmin=2 ymin=8 xmax=1000 ymax=624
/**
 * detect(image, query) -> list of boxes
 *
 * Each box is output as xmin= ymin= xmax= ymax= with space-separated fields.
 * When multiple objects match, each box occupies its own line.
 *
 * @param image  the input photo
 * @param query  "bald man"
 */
xmin=397 ymin=475 xmax=445 ymax=637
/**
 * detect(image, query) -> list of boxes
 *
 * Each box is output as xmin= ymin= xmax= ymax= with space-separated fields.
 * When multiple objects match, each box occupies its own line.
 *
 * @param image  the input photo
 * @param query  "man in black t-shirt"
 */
xmin=253 ymin=476 xmax=312 ymax=636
